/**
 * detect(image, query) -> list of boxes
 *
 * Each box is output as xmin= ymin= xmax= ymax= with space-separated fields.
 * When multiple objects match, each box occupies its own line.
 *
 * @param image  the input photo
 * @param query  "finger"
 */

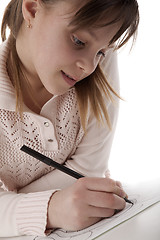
xmin=78 ymin=177 xmax=126 ymax=198
xmin=77 ymin=217 xmax=102 ymax=230
xmin=85 ymin=191 xmax=126 ymax=209
xmin=106 ymin=194 xmax=126 ymax=210
xmin=116 ymin=180 xmax=123 ymax=188
xmin=116 ymin=181 xmax=128 ymax=199
xmin=88 ymin=205 xmax=115 ymax=218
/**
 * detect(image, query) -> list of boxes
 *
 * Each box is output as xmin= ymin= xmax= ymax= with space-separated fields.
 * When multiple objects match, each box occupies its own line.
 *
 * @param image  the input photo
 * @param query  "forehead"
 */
xmin=43 ymin=0 xmax=83 ymax=17
xmin=44 ymin=0 xmax=120 ymax=23
xmin=44 ymin=1 xmax=121 ymax=30
xmin=42 ymin=0 xmax=122 ymax=46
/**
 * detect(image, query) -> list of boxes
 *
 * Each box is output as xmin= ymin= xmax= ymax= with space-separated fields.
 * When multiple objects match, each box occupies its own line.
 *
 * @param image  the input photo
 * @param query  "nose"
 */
xmin=76 ymin=55 xmax=97 ymax=77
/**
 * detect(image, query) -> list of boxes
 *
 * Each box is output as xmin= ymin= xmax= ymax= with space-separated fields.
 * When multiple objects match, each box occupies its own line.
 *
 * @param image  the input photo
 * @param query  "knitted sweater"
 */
xmin=0 ymin=40 xmax=119 ymax=237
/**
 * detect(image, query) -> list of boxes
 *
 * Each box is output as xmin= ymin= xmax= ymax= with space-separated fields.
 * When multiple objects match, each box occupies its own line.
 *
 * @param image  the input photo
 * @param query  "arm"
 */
xmin=0 ymin=183 xmax=56 ymax=237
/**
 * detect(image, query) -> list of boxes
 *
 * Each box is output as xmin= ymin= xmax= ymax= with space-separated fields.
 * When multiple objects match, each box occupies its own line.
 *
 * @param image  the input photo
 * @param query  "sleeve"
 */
xmin=19 ymin=49 xmax=120 ymax=194
xmin=0 ymin=182 xmax=56 ymax=237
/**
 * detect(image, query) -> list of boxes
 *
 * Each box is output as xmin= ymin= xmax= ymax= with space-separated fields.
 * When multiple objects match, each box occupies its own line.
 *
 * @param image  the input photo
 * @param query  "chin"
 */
xmin=49 ymin=88 xmax=68 ymax=96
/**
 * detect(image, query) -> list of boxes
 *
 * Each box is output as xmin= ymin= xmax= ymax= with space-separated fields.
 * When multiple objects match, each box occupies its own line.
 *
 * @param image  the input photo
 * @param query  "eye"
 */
xmin=72 ymin=35 xmax=106 ymax=57
xmin=72 ymin=35 xmax=85 ymax=47
xmin=97 ymin=51 xmax=106 ymax=58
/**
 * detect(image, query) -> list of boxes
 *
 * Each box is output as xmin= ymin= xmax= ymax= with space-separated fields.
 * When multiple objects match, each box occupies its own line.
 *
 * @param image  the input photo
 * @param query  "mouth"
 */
xmin=61 ymin=71 xmax=77 ymax=87
xmin=62 ymin=71 xmax=77 ymax=81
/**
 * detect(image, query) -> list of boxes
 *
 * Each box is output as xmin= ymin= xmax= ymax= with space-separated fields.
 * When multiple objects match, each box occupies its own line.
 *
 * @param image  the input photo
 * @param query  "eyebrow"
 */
xmin=86 ymin=29 xmax=109 ymax=51
xmin=87 ymin=29 xmax=98 ymax=41
xmin=68 ymin=25 xmax=98 ymax=42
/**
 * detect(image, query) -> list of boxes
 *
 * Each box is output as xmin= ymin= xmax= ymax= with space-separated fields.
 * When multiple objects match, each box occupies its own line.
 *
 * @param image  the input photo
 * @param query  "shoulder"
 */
xmin=0 ymin=39 xmax=10 ymax=60
xmin=0 ymin=39 xmax=16 ymax=110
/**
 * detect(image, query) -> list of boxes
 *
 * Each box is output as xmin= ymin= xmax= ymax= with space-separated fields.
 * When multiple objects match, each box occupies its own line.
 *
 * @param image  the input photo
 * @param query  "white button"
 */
xmin=44 ymin=122 xmax=50 ymax=127
xmin=48 ymin=139 xmax=54 ymax=142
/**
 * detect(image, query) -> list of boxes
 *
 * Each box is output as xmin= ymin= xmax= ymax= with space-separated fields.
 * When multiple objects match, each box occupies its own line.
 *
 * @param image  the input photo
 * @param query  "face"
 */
xmin=19 ymin=0 xmax=121 ymax=96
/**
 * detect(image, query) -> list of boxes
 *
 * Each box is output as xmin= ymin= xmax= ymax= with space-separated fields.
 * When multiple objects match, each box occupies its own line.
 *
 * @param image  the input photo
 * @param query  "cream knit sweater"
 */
xmin=0 ymin=40 xmax=119 ymax=237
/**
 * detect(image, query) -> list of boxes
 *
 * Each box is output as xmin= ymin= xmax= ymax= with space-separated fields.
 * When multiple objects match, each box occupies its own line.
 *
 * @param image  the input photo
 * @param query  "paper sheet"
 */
xmin=32 ymin=178 xmax=160 ymax=240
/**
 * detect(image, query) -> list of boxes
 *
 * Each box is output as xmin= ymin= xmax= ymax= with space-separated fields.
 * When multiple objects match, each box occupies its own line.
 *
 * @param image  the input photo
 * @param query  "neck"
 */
xmin=7 ymin=38 xmax=53 ymax=114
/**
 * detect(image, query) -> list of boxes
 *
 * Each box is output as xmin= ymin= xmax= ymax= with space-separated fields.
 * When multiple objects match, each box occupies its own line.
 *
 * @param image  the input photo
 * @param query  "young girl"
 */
xmin=0 ymin=0 xmax=139 ymax=237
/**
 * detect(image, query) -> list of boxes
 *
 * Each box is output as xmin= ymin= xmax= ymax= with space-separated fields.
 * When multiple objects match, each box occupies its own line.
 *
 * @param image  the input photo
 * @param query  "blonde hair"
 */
xmin=1 ymin=0 xmax=139 ymax=131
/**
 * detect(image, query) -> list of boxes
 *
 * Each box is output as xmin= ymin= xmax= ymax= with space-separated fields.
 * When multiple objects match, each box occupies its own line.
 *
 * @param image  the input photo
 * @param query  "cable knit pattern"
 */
xmin=0 ymin=95 xmax=84 ymax=191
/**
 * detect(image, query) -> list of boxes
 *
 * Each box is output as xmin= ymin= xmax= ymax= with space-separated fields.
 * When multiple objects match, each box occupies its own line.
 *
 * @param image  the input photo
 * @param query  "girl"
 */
xmin=0 ymin=0 xmax=139 ymax=237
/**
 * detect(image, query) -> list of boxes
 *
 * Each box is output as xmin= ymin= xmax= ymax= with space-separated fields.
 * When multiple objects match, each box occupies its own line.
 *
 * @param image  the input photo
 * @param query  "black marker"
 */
xmin=20 ymin=145 xmax=83 ymax=179
xmin=124 ymin=197 xmax=133 ymax=205
xmin=20 ymin=145 xmax=133 ymax=205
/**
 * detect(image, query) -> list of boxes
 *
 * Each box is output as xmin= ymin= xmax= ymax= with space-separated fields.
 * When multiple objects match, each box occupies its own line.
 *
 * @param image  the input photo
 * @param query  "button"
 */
xmin=48 ymin=139 xmax=54 ymax=142
xmin=44 ymin=122 xmax=50 ymax=127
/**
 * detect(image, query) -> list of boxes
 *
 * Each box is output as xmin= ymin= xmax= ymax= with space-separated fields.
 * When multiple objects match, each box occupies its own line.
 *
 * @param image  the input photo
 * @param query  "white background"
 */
xmin=0 ymin=0 xmax=160 ymax=184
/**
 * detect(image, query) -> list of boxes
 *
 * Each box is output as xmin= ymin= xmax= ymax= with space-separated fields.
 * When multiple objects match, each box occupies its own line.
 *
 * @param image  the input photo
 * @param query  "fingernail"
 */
xmin=120 ymin=189 xmax=127 ymax=198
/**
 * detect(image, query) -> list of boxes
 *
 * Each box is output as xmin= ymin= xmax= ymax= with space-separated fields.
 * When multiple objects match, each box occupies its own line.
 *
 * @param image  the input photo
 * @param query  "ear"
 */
xmin=22 ymin=0 xmax=40 ymax=21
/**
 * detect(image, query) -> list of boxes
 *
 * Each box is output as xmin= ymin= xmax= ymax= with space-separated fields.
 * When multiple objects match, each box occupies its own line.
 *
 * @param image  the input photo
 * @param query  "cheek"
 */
xmin=31 ymin=39 xmax=58 ymax=71
xmin=31 ymin=30 xmax=76 ymax=71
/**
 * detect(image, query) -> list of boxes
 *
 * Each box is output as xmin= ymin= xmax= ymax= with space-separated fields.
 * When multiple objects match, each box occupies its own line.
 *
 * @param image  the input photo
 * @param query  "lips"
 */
xmin=62 ymin=71 xmax=77 ymax=81
xmin=63 ymin=72 xmax=75 ymax=81
xmin=61 ymin=71 xmax=78 ymax=87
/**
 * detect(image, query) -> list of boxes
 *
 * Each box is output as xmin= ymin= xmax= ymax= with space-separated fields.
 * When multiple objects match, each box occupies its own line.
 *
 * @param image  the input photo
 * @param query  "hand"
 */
xmin=47 ymin=177 xmax=126 ymax=231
